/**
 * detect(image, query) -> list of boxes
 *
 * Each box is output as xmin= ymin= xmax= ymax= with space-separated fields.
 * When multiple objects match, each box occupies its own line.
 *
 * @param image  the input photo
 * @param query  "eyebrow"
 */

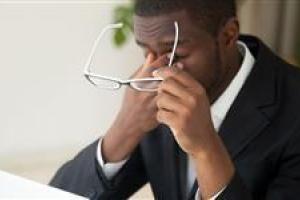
xmin=135 ymin=40 xmax=147 ymax=48
xmin=136 ymin=39 xmax=189 ymax=49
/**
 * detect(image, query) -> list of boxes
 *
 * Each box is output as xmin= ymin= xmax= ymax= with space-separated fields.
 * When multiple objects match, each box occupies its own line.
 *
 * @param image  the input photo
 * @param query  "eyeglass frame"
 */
xmin=83 ymin=21 xmax=179 ymax=92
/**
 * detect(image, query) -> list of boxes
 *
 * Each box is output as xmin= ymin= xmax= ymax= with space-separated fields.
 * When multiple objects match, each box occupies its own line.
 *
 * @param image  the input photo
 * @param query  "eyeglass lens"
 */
xmin=130 ymin=79 xmax=162 ymax=91
xmin=89 ymin=76 xmax=121 ymax=89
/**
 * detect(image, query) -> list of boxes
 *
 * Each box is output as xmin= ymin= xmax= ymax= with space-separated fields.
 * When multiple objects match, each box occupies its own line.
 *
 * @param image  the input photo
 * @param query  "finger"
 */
xmin=156 ymin=91 xmax=183 ymax=113
xmin=143 ymin=52 xmax=155 ymax=68
xmin=156 ymin=109 xmax=177 ymax=128
xmin=158 ymin=77 xmax=192 ymax=100
xmin=129 ymin=53 xmax=155 ymax=79
xmin=153 ymin=63 xmax=199 ymax=88
xmin=140 ymin=54 xmax=169 ymax=76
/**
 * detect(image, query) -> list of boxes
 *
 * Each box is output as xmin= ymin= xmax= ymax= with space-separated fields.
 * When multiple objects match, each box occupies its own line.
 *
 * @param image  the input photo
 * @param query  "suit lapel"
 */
xmin=218 ymin=99 xmax=270 ymax=159
xmin=161 ymin=125 xmax=186 ymax=200
xmin=219 ymin=35 xmax=280 ymax=159
xmin=185 ymin=35 xmax=281 ymax=200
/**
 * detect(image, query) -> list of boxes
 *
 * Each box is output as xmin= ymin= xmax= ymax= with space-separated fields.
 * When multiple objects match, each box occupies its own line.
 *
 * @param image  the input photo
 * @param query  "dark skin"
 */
xmin=102 ymin=10 xmax=241 ymax=199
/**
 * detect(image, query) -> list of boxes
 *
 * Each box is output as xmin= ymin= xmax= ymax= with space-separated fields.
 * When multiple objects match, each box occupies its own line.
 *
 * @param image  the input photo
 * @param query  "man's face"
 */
xmin=134 ymin=10 xmax=227 ymax=97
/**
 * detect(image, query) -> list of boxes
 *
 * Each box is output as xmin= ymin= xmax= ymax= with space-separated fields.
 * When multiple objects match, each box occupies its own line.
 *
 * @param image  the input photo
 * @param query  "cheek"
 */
xmin=181 ymin=51 xmax=221 ymax=90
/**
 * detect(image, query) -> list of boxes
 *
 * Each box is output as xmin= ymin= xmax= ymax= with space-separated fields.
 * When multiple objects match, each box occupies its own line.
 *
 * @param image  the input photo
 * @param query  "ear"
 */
xmin=218 ymin=17 xmax=240 ymax=48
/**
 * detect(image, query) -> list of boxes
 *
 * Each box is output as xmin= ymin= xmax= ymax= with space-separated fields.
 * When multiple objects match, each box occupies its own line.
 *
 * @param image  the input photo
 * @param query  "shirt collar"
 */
xmin=210 ymin=41 xmax=256 ymax=130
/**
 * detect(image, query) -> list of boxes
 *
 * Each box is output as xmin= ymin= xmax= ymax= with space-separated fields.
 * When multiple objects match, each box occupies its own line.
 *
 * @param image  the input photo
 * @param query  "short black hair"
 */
xmin=134 ymin=0 xmax=236 ymax=37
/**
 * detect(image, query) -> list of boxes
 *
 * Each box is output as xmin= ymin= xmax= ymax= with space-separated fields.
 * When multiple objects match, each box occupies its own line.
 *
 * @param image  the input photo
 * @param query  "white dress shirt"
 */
xmin=96 ymin=41 xmax=255 ymax=199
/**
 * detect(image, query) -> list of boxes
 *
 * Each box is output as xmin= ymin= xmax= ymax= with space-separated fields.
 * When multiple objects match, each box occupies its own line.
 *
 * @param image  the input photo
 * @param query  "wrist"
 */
xmin=191 ymin=129 xmax=220 ymax=159
xmin=101 ymin=123 xmax=143 ymax=163
xmin=113 ymin=116 xmax=145 ymax=139
xmin=193 ymin=135 xmax=231 ymax=165
xmin=192 ymin=134 xmax=234 ymax=199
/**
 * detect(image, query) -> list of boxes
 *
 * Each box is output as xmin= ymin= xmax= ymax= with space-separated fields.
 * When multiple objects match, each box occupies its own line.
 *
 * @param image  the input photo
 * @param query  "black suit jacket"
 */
xmin=50 ymin=35 xmax=300 ymax=200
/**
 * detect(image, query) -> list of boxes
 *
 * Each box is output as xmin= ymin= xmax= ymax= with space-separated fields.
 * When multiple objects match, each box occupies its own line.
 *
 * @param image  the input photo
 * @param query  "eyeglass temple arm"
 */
xmin=84 ymin=23 xmax=123 ymax=74
xmin=84 ymin=21 xmax=178 ymax=73
xmin=168 ymin=21 xmax=179 ymax=67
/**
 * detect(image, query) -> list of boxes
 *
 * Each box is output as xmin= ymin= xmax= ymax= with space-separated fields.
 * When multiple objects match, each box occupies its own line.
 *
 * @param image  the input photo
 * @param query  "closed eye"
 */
xmin=174 ymin=53 xmax=188 ymax=61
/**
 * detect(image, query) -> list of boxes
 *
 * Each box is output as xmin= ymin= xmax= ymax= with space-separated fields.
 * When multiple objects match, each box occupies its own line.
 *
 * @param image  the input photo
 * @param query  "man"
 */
xmin=50 ymin=0 xmax=300 ymax=199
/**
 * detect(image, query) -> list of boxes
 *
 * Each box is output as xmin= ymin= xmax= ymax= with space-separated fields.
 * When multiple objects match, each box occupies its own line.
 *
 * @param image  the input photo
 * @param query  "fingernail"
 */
xmin=167 ymin=53 xmax=172 ymax=59
xmin=152 ymin=69 xmax=159 ymax=76
xmin=176 ymin=62 xmax=184 ymax=69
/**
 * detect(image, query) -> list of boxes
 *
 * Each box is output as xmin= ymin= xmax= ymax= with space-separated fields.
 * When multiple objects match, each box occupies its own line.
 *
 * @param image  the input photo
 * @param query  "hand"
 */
xmin=102 ymin=53 xmax=168 ymax=162
xmin=153 ymin=64 xmax=234 ymax=199
xmin=153 ymin=64 xmax=215 ymax=156
xmin=115 ymin=53 xmax=168 ymax=137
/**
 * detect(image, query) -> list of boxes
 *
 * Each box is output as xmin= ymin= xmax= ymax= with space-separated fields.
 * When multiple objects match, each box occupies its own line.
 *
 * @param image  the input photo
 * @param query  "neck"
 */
xmin=209 ymin=45 xmax=243 ymax=104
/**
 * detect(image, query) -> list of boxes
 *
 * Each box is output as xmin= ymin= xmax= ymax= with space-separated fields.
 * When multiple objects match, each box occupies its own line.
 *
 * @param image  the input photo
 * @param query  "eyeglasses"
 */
xmin=83 ymin=21 xmax=179 ymax=92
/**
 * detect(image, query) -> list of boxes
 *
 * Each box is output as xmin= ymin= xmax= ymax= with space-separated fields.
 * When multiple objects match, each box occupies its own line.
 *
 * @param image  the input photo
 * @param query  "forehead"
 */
xmin=133 ymin=10 xmax=200 ymax=45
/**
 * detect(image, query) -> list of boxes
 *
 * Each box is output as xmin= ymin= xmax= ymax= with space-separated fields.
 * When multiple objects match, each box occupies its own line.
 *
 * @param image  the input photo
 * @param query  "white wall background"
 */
xmin=0 ymin=1 xmax=297 ymax=198
xmin=0 ymin=0 xmax=144 ymax=184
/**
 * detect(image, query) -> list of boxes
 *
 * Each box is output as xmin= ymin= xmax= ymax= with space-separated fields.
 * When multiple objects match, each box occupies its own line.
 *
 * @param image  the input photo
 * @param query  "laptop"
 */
xmin=0 ymin=170 xmax=87 ymax=199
